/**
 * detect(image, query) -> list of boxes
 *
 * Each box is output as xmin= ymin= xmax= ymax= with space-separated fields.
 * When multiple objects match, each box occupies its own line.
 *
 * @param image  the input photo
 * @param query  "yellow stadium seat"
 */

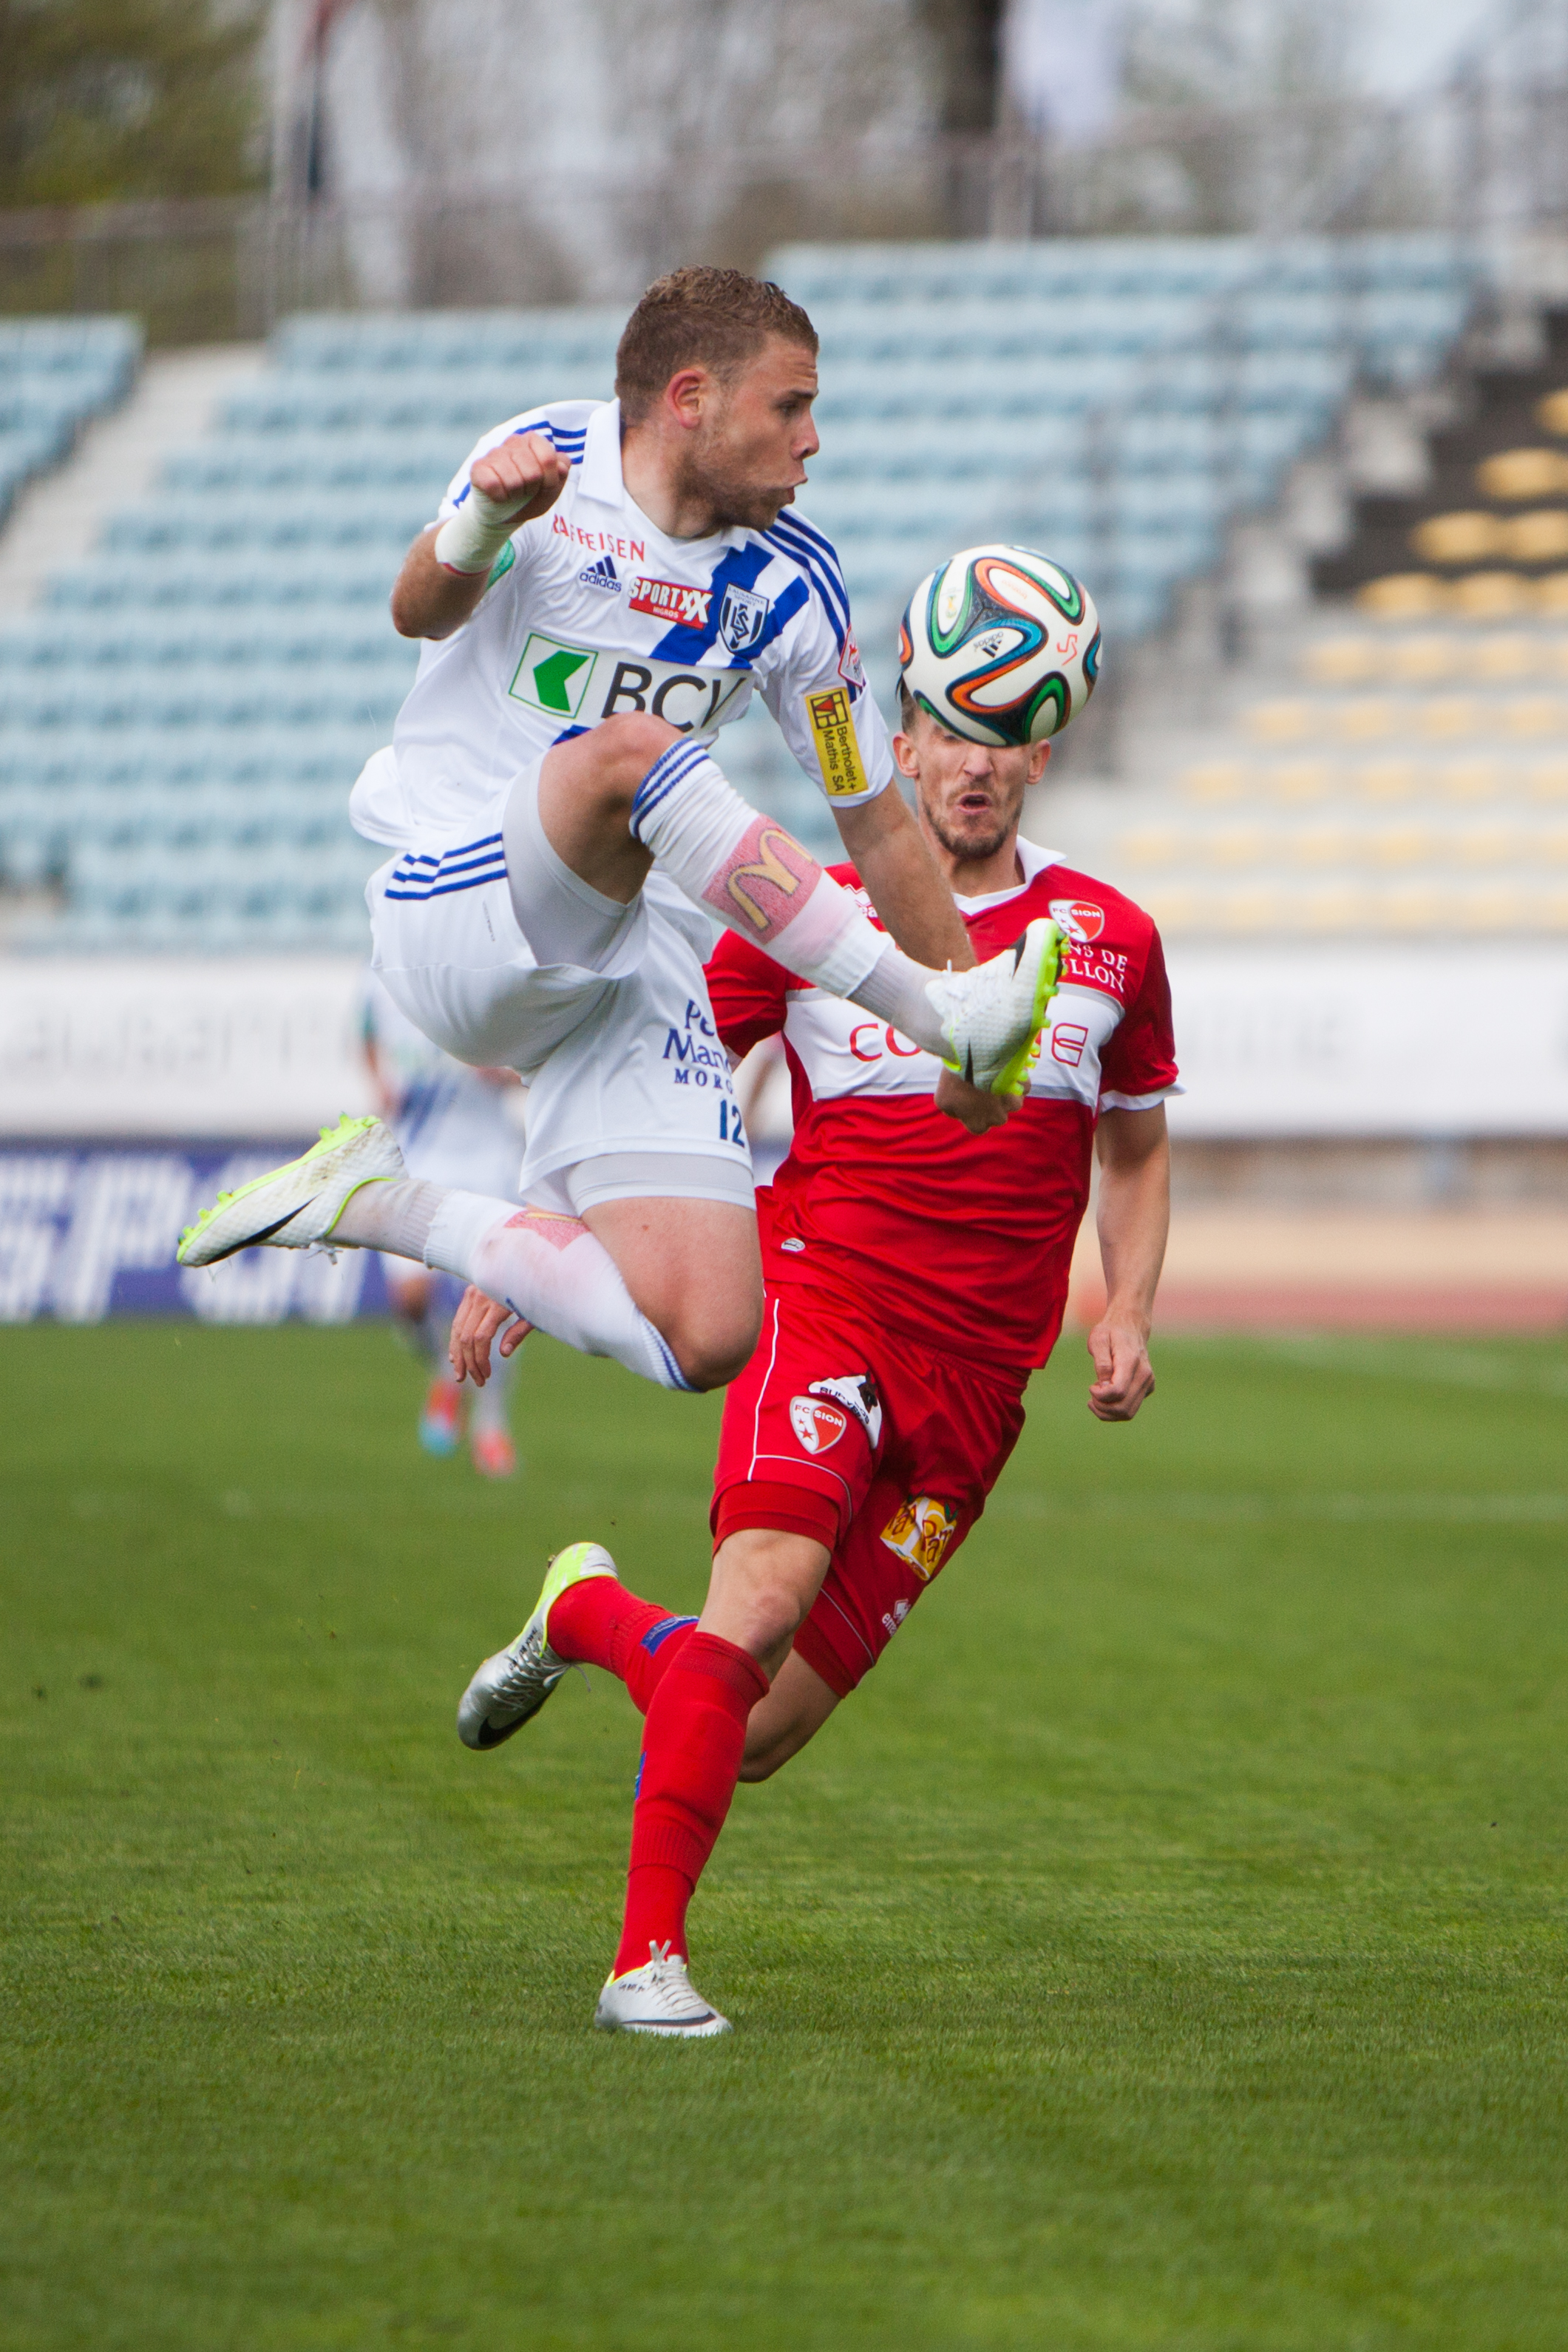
xmin=1504 ymin=510 xmax=1568 ymax=563
xmin=1388 ymin=632 xmax=1461 ymax=683
xmin=1536 ymin=571 xmax=1568 ymax=614
xmin=1368 ymin=824 xmax=1435 ymax=866
xmin=1303 ymin=638 xmax=1377 ymax=685
xmin=1209 ymin=826 xmax=1269 ymax=868
xmin=1438 ymin=759 xmax=1506 ymax=802
xmin=1115 ymin=827 xmax=1181 ymax=867
xmin=1536 ymin=388 xmax=1568 ymax=434
xmin=1472 ymin=634 xmax=1538 ymax=680
xmin=1419 ymin=697 xmax=1484 ymax=739
xmin=1243 ymin=699 xmax=1311 ymax=742
xmin=1451 ymin=570 xmax=1533 ymax=618
xmin=1411 ymin=512 xmax=1501 ymax=564
xmin=1300 ymin=885 xmax=1370 ymax=931
xmin=1293 ymin=824 xmax=1354 ymax=866
xmin=1269 ymin=759 xmax=1334 ymax=803
xmin=1452 ymin=824 xmax=1518 ymax=865
xmin=1529 ymin=758 xmax=1568 ymax=799
xmin=1357 ymin=573 xmax=1448 ymax=617
xmin=1178 ymin=761 xmax=1248 ymax=802
xmin=1355 ymin=758 xmax=1422 ymax=800
xmin=1502 ymin=696 xmax=1568 ymax=736
xmin=1476 ymin=447 xmax=1568 ymax=499
xmin=1377 ymin=884 xmax=1447 ymax=931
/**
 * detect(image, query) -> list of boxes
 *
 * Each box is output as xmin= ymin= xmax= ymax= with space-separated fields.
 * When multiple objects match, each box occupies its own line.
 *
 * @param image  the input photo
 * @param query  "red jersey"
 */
xmin=705 ymin=840 xmax=1178 ymax=1376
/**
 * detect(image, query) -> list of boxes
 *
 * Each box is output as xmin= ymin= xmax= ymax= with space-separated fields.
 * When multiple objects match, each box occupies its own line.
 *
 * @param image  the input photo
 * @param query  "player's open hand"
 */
xmin=468 ymin=431 xmax=571 ymax=525
xmin=934 ymin=1066 xmax=1016 ymax=1133
xmin=1086 ymin=1312 xmax=1155 ymax=1421
xmin=449 ymin=1283 xmax=531 ymax=1386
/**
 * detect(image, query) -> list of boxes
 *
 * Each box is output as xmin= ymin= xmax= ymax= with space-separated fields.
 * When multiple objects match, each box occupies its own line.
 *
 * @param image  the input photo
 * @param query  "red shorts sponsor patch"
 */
xmin=711 ymin=1287 xmax=1026 ymax=1695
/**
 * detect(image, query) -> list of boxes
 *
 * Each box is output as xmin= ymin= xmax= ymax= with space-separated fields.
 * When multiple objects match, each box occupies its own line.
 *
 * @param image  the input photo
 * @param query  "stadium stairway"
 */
xmin=1044 ymin=297 xmax=1568 ymax=943
xmin=0 ymin=319 xmax=141 ymax=538
xmin=0 ymin=240 xmax=1480 ymax=952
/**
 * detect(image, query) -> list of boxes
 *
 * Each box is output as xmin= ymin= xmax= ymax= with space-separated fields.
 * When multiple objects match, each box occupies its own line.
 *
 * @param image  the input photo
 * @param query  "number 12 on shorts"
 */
xmin=718 ymin=1099 xmax=746 ymax=1145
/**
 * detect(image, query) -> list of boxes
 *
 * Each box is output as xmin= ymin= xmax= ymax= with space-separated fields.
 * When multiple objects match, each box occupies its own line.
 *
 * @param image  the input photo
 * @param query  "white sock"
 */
xmin=846 ymin=941 xmax=951 ymax=1058
xmin=469 ymin=1337 xmax=516 ymax=1434
xmin=335 ymin=1177 xmax=444 ymax=1258
xmin=423 ymin=1190 xmax=694 ymax=1392
xmin=628 ymin=740 xmax=955 ymax=1054
xmin=629 ymin=740 xmax=886 ymax=998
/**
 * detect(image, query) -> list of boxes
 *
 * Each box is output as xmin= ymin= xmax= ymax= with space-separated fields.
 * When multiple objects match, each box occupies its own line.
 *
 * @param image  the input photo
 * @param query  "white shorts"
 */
xmin=368 ymin=762 xmax=754 ymax=1209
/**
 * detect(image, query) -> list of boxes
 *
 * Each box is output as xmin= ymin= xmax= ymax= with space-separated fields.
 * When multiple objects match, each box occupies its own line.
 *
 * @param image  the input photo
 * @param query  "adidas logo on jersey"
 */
xmin=578 ymin=555 xmax=622 ymax=593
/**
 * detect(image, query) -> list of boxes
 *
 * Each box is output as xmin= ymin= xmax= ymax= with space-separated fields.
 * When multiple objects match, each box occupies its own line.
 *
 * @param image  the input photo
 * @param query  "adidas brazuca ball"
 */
xmin=898 ymin=543 xmax=1100 ymax=747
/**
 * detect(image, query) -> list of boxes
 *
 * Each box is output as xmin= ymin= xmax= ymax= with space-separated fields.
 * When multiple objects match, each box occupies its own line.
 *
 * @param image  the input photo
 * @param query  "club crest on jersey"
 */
xmin=578 ymin=555 xmax=622 ymax=593
xmin=717 ymin=584 xmax=772 ymax=655
xmin=630 ymin=576 xmax=710 ymax=628
xmin=838 ymin=628 xmax=866 ymax=688
xmin=807 ymin=1374 xmax=883 ymax=1449
xmin=790 ymin=1394 xmax=847 ymax=1454
xmin=1049 ymin=897 xmax=1105 ymax=945
xmin=880 ymin=1495 xmax=957 ymax=1583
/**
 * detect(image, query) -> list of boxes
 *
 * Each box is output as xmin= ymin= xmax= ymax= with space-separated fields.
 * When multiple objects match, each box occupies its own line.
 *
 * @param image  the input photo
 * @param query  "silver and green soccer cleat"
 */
xmin=594 ymin=1945 xmax=732 ymax=2038
xmin=456 ymin=1541 xmax=619 ymax=1751
xmin=177 ymin=1114 xmax=404 ymax=1268
xmin=925 ymin=915 xmax=1065 ymax=1098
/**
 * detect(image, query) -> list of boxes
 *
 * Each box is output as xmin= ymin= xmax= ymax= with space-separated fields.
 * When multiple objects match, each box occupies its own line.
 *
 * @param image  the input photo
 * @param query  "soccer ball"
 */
xmin=898 ymin=543 xmax=1100 ymax=747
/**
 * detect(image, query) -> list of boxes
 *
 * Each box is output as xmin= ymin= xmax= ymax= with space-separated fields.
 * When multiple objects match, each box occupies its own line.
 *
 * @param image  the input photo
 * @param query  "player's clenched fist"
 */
xmin=432 ymin=432 xmax=571 ymax=578
xmin=469 ymin=432 xmax=572 ymax=525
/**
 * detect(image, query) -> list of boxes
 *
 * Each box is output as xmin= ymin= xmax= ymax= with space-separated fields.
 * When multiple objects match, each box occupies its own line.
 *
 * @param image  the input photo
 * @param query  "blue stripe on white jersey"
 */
xmin=763 ymin=514 xmax=855 ymax=679
xmin=384 ymin=832 xmax=506 ymax=901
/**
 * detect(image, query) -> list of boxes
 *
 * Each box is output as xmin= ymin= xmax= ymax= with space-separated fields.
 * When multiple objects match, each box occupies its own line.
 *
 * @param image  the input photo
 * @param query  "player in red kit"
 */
xmin=452 ymin=671 xmax=1177 ymax=2036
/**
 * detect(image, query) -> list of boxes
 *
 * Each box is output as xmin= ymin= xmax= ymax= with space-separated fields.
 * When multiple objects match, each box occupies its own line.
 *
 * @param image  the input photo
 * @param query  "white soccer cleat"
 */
xmin=177 ymin=1113 xmax=405 ymax=1267
xmin=925 ymin=915 xmax=1065 ymax=1098
xmin=594 ymin=1945 xmax=732 ymax=2038
xmin=456 ymin=1540 xmax=617 ymax=1751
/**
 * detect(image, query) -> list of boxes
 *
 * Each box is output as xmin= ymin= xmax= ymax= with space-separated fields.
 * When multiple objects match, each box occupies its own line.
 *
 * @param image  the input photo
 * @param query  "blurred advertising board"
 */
xmin=1164 ymin=946 xmax=1568 ymax=1137
xmin=0 ymin=957 xmax=370 ymax=1139
xmin=0 ymin=1142 xmax=387 ymax=1323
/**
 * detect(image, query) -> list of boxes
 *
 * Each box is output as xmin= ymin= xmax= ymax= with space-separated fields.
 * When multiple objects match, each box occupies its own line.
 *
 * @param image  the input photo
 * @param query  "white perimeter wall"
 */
xmin=1 ymin=949 xmax=1567 ymax=1139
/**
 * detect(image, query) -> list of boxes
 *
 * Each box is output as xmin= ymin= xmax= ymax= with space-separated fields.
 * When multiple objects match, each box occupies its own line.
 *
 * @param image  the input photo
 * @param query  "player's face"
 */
xmin=679 ymin=336 xmax=821 ymax=531
xmin=899 ymin=715 xmax=1051 ymax=864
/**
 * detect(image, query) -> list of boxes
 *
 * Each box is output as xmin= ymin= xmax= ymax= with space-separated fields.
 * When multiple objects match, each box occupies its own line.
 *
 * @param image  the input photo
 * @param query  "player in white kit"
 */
xmin=362 ymin=975 xmax=522 ymax=1476
xmin=180 ymin=271 xmax=1065 ymax=1398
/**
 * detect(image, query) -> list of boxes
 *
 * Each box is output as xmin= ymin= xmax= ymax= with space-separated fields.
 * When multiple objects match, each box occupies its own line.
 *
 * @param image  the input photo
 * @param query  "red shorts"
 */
xmin=710 ymin=1285 xmax=1028 ymax=1698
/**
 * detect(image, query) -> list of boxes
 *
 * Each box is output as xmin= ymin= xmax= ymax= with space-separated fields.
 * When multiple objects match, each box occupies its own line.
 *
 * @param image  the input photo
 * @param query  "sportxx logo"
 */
xmin=630 ymin=577 xmax=710 ymax=628
xmin=1049 ymin=896 xmax=1104 ymax=944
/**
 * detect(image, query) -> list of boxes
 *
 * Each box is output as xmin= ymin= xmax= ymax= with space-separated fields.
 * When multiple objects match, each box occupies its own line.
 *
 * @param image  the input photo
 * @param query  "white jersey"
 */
xmin=352 ymin=398 xmax=892 ymax=850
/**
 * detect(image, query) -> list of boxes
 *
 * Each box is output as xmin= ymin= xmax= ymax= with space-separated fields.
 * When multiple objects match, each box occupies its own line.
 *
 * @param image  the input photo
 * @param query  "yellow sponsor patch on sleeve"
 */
xmin=805 ymin=685 xmax=871 ymax=799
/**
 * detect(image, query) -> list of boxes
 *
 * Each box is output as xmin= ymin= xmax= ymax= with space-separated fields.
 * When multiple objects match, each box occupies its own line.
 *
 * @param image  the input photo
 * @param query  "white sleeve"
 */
xmin=434 ymin=413 xmax=551 ymax=524
xmin=758 ymin=546 xmax=894 ymax=809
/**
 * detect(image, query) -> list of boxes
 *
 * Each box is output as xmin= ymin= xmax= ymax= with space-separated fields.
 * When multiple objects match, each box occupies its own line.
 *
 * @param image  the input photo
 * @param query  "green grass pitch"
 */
xmin=4 ymin=1319 xmax=1568 ymax=2351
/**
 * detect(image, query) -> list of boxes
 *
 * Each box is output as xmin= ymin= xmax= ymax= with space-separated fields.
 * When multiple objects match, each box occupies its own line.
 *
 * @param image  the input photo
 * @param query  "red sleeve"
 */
xmin=705 ymin=928 xmax=795 ymax=1060
xmin=1099 ymin=924 xmax=1178 ymax=1104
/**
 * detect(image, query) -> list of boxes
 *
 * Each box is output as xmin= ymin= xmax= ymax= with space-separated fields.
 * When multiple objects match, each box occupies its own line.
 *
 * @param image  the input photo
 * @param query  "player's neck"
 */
xmin=926 ymin=831 xmax=1026 ymax=903
xmin=620 ymin=427 xmax=722 ymax=540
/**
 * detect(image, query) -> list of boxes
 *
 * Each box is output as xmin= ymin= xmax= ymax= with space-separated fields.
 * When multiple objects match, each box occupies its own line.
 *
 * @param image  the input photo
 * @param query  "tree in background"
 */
xmin=0 ymin=0 xmax=265 ymax=209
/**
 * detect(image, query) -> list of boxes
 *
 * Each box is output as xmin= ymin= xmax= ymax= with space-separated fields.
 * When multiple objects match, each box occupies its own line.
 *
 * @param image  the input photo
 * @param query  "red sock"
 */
xmin=548 ymin=1576 xmax=698 ymax=1713
xmin=613 ymin=1631 xmax=768 ymax=1976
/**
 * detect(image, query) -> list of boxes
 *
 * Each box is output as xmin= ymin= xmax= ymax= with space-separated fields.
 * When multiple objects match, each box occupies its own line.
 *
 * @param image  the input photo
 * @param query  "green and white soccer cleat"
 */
xmin=594 ymin=1945 xmax=732 ymax=2038
xmin=177 ymin=1113 xmax=404 ymax=1268
xmin=455 ymin=1540 xmax=618 ymax=1751
xmin=925 ymin=915 xmax=1065 ymax=1098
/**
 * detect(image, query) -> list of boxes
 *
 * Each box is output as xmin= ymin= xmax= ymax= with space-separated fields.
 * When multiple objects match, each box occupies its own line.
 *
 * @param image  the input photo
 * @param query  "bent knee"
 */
xmin=668 ymin=1307 xmax=762 ymax=1392
xmin=591 ymin=712 xmax=682 ymax=794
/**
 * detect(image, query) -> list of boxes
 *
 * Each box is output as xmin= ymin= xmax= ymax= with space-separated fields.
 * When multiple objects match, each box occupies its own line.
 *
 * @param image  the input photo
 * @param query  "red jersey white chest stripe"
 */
xmin=705 ymin=847 xmax=1178 ymax=1374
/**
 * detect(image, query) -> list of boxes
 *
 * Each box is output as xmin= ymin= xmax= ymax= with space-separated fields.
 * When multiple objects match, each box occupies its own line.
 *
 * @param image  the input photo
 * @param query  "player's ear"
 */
xmin=662 ymin=367 xmax=710 ymax=429
xmin=892 ymin=730 xmax=920 ymax=781
xmin=1027 ymin=740 xmax=1053 ymax=785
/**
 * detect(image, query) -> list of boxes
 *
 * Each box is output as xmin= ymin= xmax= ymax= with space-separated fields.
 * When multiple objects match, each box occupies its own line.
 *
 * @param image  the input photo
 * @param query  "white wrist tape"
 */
xmin=432 ymin=485 xmax=525 ymax=577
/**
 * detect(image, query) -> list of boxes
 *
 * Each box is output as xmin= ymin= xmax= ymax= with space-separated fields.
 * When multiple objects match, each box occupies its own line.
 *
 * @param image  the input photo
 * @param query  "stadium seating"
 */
xmin=0 ymin=318 xmax=142 ymax=528
xmin=0 ymin=240 xmax=1481 ymax=950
